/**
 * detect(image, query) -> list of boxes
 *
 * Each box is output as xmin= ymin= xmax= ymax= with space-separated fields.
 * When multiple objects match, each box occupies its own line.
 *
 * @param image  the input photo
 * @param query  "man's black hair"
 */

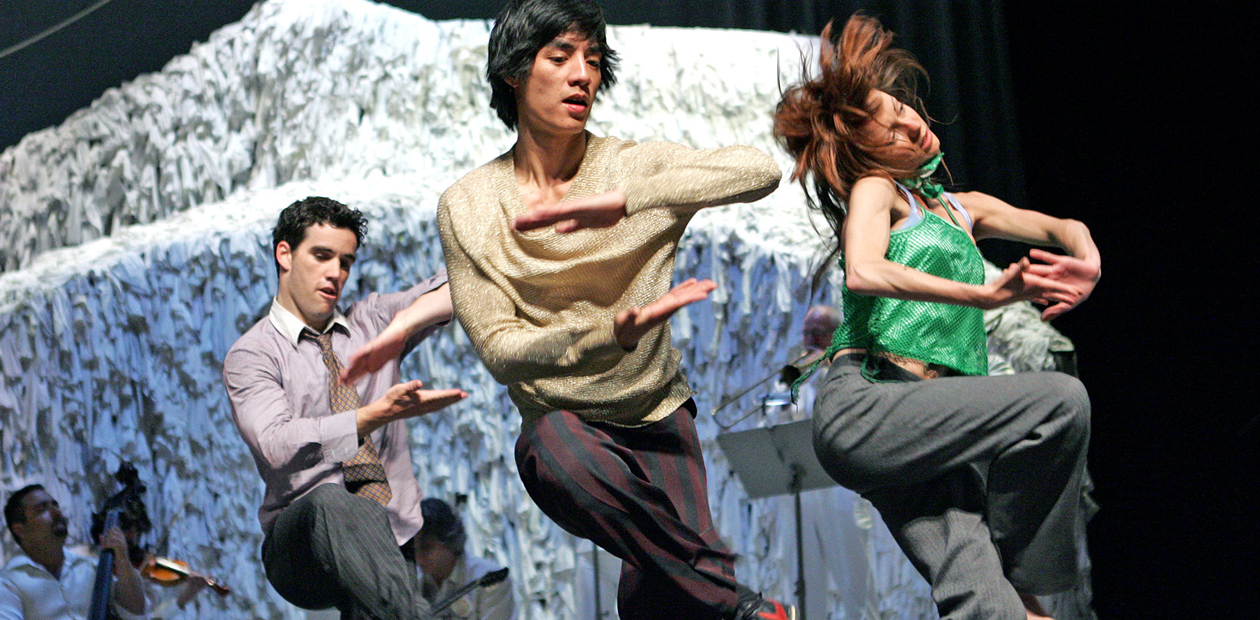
xmin=4 ymin=484 xmax=44 ymax=539
xmin=419 ymin=498 xmax=467 ymax=553
xmin=271 ymin=196 xmax=368 ymax=274
xmin=487 ymin=0 xmax=620 ymax=129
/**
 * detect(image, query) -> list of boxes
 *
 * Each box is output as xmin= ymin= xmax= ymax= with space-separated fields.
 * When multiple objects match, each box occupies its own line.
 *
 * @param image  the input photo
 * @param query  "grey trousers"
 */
xmin=263 ymin=484 xmax=431 ymax=620
xmin=813 ymin=354 xmax=1091 ymax=620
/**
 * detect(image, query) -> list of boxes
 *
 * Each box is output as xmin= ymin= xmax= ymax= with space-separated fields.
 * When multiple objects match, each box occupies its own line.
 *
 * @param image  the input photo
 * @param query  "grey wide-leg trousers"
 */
xmin=263 ymin=484 xmax=431 ymax=620
xmin=813 ymin=354 xmax=1091 ymax=620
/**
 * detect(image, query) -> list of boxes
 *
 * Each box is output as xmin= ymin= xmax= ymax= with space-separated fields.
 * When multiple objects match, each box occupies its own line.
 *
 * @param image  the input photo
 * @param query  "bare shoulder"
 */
xmin=852 ymin=175 xmax=897 ymax=193
xmin=850 ymin=175 xmax=901 ymax=213
xmin=951 ymin=190 xmax=1011 ymax=211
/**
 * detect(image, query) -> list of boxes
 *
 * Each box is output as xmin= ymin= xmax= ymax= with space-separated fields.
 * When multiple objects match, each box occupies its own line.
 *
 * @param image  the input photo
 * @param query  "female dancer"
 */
xmin=774 ymin=15 xmax=1101 ymax=620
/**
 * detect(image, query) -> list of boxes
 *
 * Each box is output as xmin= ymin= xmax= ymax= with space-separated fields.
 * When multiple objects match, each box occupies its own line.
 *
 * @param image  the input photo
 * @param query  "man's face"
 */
xmin=415 ymin=534 xmax=458 ymax=584
xmin=802 ymin=310 xmax=839 ymax=351
xmin=11 ymin=489 xmax=68 ymax=552
xmin=275 ymin=223 xmax=358 ymax=331
xmin=512 ymin=31 xmax=604 ymax=136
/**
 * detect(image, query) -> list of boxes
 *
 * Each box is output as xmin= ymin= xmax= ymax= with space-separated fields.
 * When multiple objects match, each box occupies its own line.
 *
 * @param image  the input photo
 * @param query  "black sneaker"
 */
xmin=734 ymin=596 xmax=797 ymax=620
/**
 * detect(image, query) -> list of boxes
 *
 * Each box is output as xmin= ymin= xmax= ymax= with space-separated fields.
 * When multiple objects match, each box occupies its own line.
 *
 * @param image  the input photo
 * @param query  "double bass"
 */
xmin=87 ymin=463 xmax=144 ymax=620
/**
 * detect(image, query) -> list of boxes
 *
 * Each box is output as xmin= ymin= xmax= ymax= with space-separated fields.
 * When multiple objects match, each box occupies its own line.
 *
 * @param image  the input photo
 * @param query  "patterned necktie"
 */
xmin=311 ymin=330 xmax=392 ymax=506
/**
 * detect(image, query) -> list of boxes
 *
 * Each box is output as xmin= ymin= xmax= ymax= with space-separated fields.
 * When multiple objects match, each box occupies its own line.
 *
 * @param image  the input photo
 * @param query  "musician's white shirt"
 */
xmin=420 ymin=553 xmax=515 ymax=620
xmin=0 ymin=546 xmax=146 ymax=620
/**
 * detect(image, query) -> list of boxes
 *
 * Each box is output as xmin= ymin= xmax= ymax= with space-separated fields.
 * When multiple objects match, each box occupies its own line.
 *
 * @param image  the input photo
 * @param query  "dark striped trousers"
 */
xmin=262 ymin=484 xmax=429 ymax=620
xmin=515 ymin=402 xmax=741 ymax=620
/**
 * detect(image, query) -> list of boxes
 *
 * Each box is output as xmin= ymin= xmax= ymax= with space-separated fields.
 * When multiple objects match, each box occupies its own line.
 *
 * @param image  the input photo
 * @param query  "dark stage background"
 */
xmin=2 ymin=1 xmax=1256 ymax=616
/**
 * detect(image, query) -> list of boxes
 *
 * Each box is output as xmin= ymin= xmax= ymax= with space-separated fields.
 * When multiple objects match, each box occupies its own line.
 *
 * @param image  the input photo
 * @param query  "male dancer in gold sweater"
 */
xmin=436 ymin=1 xmax=792 ymax=619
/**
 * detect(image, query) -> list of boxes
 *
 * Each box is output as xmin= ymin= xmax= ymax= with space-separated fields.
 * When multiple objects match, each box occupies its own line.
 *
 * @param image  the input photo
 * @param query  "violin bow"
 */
xmin=428 ymin=567 xmax=509 ymax=617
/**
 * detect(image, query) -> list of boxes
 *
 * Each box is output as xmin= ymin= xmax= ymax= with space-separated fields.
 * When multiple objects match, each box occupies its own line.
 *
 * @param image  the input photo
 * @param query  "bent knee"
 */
xmin=1046 ymin=373 xmax=1091 ymax=437
xmin=297 ymin=483 xmax=367 ymax=523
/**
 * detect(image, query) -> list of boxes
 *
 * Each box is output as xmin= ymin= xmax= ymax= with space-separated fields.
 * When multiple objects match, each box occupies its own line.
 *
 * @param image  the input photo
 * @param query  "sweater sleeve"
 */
xmin=617 ymin=141 xmax=782 ymax=216
xmin=437 ymin=185 xmax=627 ymax=386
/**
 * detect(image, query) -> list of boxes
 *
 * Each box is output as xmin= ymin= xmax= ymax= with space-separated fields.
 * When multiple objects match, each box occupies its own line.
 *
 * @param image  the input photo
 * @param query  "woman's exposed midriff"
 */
xmin=830 ymin=348 xmax=960 ymax=380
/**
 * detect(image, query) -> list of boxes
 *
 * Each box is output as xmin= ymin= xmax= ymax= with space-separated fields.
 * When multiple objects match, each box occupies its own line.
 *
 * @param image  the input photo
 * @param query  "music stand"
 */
xmin=717 ymin=420 xmax=836 ymax=620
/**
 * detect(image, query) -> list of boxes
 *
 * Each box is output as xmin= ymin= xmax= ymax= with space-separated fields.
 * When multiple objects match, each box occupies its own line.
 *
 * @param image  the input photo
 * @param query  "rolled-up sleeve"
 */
xmin=224 ymin=346 xmax=359 ymax=472
xmin=370 ymin=270 xmax=451 ymax=357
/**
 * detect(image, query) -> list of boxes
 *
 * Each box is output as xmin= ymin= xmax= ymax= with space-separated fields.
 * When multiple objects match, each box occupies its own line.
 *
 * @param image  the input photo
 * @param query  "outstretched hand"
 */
xmin=614 ymin=278 xmax=717 ymax=350
xmin=382 ymin=380 xmax=468 ymax=419
xmin=360 ymin=380 xmax=468 ymax=436
xmin=513 ymin=189 xmax=628 ymax=233
xmin=1022 ymin=248 xmax=1100 ymax=320
xmin=341 ymin=328 xmax=407 ymax=385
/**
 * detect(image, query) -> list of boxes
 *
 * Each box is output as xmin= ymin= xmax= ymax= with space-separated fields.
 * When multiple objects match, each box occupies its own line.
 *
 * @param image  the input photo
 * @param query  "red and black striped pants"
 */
xmin=515 ymin=401 xmax=741 ymax=620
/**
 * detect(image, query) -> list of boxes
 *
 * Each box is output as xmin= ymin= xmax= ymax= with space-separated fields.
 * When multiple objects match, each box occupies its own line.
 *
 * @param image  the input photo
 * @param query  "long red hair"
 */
xmin=774 ymin=15 xmax=932 ymax=287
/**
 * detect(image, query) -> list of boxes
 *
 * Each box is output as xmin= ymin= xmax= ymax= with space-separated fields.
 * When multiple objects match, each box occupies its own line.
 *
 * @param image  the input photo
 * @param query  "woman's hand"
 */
xmin=614 ymin=278 xmax=717 ymax=350
xmin=1022 ymin=248 xmax=1100 ymax=320
xmin=513 ymin=189 xmax=628 ymax=233
xmin=980 ymin=257 xmax=1083 ymax=314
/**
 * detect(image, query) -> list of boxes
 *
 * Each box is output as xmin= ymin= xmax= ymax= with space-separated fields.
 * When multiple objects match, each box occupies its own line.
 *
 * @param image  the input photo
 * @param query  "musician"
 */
xmin=415 ymin=499 xmax=514 ymax=620
xmin=89 ymin=499 xmax=207 ymax=619
xmin=760 ymin=306 xmax=842 ymax=422
xmin=1 ymin=484 xmax=147 ymax=619
xmin=799 ymin=306 xmax=841 ymax=362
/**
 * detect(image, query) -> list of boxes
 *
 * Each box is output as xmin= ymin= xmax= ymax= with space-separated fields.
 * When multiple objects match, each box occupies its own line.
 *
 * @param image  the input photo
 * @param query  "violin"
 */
xmin=141 ymin=555 xmax=231 ymax=597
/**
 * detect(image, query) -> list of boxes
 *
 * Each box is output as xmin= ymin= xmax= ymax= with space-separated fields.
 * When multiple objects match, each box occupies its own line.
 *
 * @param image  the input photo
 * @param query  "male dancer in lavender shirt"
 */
xmin=224 ymin=197 xmax=466 ymax=619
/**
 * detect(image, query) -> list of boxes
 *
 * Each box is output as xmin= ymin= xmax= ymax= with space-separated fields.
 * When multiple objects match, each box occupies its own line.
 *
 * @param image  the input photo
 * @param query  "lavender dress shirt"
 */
xmin=223 ymin=272 xmax=447 ymax=545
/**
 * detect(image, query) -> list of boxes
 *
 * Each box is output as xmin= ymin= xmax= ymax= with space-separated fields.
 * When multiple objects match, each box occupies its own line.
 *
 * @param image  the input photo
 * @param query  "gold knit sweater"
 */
xmin=437 ymin=133 xmax=782 ymax=426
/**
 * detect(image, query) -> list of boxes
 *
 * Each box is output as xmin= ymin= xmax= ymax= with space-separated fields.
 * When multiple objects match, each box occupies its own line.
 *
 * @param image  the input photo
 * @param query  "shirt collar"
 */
xmin=268 ymin=298 xmax=349 ymax=347
xmin=2 ymin=547 xmax=84 ymax=574
xmin=2 ymin=552 xmax=35 ymax=572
